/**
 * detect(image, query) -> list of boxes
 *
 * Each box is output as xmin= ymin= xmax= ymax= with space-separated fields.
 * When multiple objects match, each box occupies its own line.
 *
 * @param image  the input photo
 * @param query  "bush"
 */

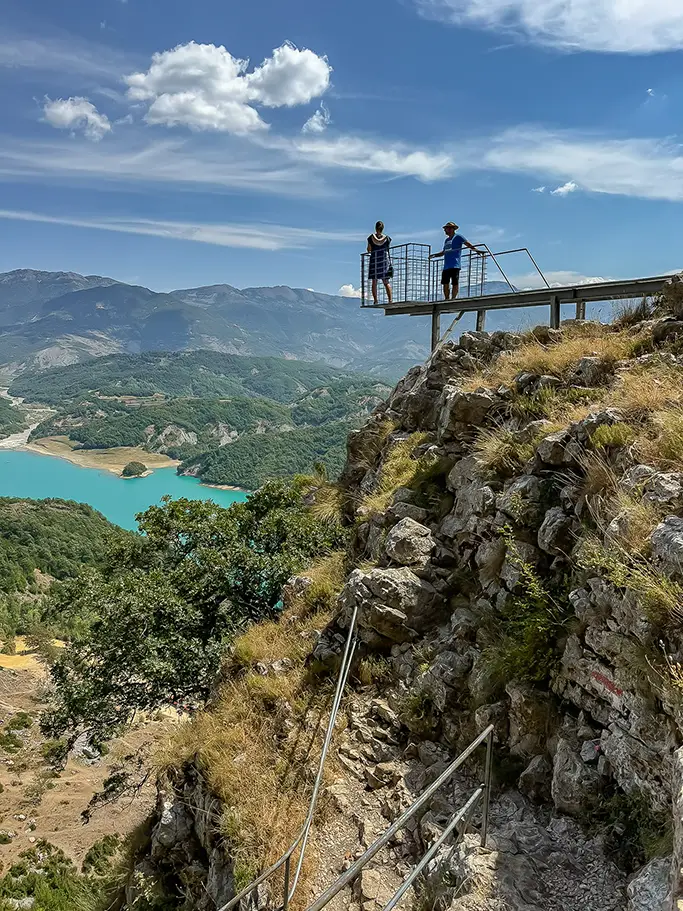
xmin=7 ymin=712 xmax=33 ymax=731
xmin=121 ymin=461 xmax=147 ymax=478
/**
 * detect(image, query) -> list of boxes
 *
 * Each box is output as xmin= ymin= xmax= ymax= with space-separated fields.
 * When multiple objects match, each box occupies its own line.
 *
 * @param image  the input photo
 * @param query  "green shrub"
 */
xmin=0 ymin=731 xmax=23 ymax=753
xmin=587 ymin=789 xmax=672 ymax=871
xmin=8 ymin=712 xmax=33 ymax=731
xmin=121 ymin=461 xmax=147 ymax=478
xmin=482 ymin=531 xmax=571 ymax=687
xmin=591 ymin=422 xmax=634 ymax=450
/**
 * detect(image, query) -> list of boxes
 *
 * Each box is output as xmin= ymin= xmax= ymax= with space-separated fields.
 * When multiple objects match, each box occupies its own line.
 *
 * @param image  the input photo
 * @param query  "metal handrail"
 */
xmin=304 ymin=724 xmax=495 ymax=911
xmin=479 ymin=245 xmax=550 ymax=292
xmin=218 ymin=602 xmax=360 ymax=911
xmin=381 ymin=786 xmax=483 ymax=911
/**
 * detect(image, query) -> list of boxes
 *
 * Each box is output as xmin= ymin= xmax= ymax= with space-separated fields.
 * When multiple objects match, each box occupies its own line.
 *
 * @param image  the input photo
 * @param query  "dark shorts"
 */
xmin=441 ymin=267 xmax=461 ymax=285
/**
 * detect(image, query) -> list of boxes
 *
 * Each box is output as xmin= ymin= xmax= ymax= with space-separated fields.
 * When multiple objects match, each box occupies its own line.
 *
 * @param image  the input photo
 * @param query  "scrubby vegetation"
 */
xmin=10 ymin=351 xmax=371 ymax=405
xmin=41 ymin=479 xmax=346 ymax=748
xmin=0 ymin=498 xmax=123 ymax=596
xmin=0 ymin=396 xmax=26 ymax=436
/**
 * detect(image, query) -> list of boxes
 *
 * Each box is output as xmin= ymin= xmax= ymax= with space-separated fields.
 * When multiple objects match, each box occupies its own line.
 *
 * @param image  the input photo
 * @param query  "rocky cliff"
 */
xmin=137 ymin=294 xmax=683 ymax=910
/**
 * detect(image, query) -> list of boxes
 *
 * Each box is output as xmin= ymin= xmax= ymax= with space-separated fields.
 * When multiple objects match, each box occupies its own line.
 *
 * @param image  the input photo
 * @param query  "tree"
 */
xmin=121 ymin=461 xmax=147 ymax=478
xmin=41 ymin=480 xmax=346 ymax=745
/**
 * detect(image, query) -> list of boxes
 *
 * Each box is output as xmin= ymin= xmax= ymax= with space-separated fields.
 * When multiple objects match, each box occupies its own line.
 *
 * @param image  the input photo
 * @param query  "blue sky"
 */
xmin=2 ymin=0 xmax=683 ymax=296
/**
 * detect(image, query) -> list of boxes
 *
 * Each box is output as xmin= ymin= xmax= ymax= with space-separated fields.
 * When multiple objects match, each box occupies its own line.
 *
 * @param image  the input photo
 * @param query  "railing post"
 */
xmin=431 ymin=308 xmax=441 ymax=351
xmin=283 ymin=856 xmax=291 ymax=911
xmin=550 ymin=294 xmax=560 ymax=329
xmin=481 ymin=730 xmax=493 ymax=847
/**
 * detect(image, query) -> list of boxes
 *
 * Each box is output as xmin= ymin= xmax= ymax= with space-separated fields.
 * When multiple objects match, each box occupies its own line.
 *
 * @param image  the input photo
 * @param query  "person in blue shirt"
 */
xmin=429 ymin=222 xmax=484 ymax=301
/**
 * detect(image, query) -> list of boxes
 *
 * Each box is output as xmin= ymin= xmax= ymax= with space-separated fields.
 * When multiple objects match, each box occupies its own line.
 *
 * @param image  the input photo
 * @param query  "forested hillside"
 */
xmin=0 ymin=397 xmax=25 ymax=436
xmin=0 ymin=498 xmax=122 ymax=595
xmin=10 ymin=351 xmax=364 ymax=405
xmin=13 ymin=352 xmax=390 ymax=488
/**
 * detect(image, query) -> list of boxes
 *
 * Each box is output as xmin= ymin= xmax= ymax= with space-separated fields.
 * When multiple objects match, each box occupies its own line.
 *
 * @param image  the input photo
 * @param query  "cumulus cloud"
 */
xmin=338 ymin=283 xmax=362 ymax=298
xmin=125 ymin=40 xmax=331 ymax=134
xmin=302 ymin=103 xmax=331 ymax=134
xmin=43 ymin=96 xmax=111 ymax=141
xmin=550 ymin=180 xmax=578 ymax=196
xmin=415 ymin=0 xmax=683 ymax=53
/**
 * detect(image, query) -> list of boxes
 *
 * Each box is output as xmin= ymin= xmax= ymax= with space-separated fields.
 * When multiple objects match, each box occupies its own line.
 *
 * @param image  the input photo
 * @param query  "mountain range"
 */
xmin=0 ymin=269 xmax=517 ymax=379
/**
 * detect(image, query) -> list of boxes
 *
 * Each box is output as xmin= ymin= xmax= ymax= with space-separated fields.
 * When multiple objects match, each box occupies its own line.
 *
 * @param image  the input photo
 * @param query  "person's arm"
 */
xmin=429 ymin=250 xmax=444 ymax=260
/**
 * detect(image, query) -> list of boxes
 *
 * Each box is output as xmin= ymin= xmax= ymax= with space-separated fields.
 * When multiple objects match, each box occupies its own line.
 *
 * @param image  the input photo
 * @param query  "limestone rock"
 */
xmin=626 ymin=857 xmax=671 ymax=910
xmin=668 ymin=746 xmax=683 ymax=907
xmin=338 ymin=567 xmax=441 ymax=644
xmin=506 ymin=684 xmax=559 ymax=759
xmin=518 ymin=755 xmax=552 ymax=804
xmin=551 ymin=737 xmax=602 ymax=816
xmin=538 ymin=506 xmax=579 ymax=556
xmin=536 ymin=430 xmax=572 ymax=466
xmin=651 ymin=517 xmax=683 ymax=576
xmin=643 ymin=473 xmax=683 ymax=510
xmin=385 ymin=517 xmax=435 ymax=567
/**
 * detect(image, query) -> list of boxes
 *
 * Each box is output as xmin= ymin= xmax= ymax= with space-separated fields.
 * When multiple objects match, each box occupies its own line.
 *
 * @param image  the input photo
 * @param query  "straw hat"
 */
xmin=442 ymin=221 xmax=459 ymax=229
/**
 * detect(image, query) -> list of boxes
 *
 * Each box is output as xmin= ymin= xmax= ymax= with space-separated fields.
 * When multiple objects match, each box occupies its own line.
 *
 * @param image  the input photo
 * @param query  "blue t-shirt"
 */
xmin=443 ymin=233 xmax=466 ymax=269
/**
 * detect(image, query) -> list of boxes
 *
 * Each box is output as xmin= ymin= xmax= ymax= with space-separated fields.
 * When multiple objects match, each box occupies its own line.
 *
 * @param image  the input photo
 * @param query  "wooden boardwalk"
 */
xmin=369 ymin=273 xmax=675 ymax=350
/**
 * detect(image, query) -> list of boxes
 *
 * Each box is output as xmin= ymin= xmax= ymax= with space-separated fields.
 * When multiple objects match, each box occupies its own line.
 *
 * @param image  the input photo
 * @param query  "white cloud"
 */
xmin=532 ymin=185 xmax=546 ymax=193
xmin=302 ymin=103 xmax=331 ymax=134
xmin=513 ymin=270 xmax=609 ymax=289
xmin=125 ymin=40 xmax=331 ymax=134
xmin=415 ymin=0 xmax=683 ymax=53
xmin=338 ymin=283 xmax=362 ymax=298
xmin=43 ymin=96 xmax=111 ymax=141
xmin=246 ymin=42 xmax=331 ymax=107
xmin=647 ymin=87 xmax=655 ymax=96
xmin=278 ymin=133 xmax=453 ymax=181
xmin=478 ymin=128 xmax=683 ymax=201
xmin=0 ymin=33 xmax=135 ymax=81
xmin=550 ymin=180 xmax=578 ymax=196
xmin=0 ymin=208 xmax=362 ymax=250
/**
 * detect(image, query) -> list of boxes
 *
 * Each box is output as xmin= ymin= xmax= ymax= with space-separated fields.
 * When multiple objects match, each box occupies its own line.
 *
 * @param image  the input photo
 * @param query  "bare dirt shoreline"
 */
xmin=23 ymin=437 xmax=180 ymax=476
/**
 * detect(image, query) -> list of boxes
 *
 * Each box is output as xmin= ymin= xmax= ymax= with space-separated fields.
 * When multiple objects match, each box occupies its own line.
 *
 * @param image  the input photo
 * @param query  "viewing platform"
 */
xmin=360 ymin=242 xmax=675 ymax=349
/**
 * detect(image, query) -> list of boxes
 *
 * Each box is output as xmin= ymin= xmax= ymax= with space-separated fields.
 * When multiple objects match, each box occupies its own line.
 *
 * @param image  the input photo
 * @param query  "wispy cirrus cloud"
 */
xmin=414 ymin=0 xmax=683 ymax=53
xmin=0 ymin=209 xmax=363 ymax=250
xmin=0 ymin=32 xmax=136 ymax=81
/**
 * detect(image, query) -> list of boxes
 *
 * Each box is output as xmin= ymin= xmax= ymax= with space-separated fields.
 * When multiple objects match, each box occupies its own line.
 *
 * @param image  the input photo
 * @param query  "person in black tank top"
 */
xmin=367 ymin=221 xmax=393 ymax=305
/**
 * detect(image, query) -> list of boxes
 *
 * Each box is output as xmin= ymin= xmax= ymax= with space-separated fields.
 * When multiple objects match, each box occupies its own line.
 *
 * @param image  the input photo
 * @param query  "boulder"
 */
xmin=385 ymin=502 xmax=429 ymax=525
xmin=643 ymin=473 xmax=683 ymax=510
xmin=497 ymin=475 xmax=542 ymax=524
xmin=551 ymin=737 xmax=602 ymax=816
xmin=651 ymin=517 xmax=683 ymax=576
xmin=536 ymin=430 xmax=572 ymax=466
xmin=438 ymin=386 xmax=498 ymax=438
xmin=506 ymin=684 xmax=559 ymax=759
xmin=385 ymin=518 xmax=435 ymax=567
xmin=626 ymin=857 xmax=671 ymax=911
xmin=537 ymin=507 xmax=579 ymax=556
xmin=573 ymin=355 xmax=612 ymax=386
xmin=338 ymin=567 xmax=441 ymax=644
xmin=518 ymin=755 xmax=553 ymax=804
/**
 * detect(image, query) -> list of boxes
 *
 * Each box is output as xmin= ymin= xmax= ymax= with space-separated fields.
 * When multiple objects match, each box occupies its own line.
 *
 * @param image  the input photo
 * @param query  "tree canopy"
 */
xmin=41 ymin=479 xmax=345 ymax=746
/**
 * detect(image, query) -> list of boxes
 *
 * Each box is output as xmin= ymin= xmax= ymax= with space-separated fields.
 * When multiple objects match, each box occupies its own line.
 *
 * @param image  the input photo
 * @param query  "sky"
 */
xmin=2 ymin=0 xmax=683 ymax=296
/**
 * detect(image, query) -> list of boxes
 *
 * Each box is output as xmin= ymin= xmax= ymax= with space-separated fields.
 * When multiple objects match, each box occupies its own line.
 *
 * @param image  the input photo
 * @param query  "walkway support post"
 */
xmin=431 ymin=308 xmax=440 ymax=351
xmin=476 ymin=310 xmax=487 ymax=332
xmin=576 ymin=299 xmax=586 ymax=320
xmin=550 ymin=294 xmax=561 ymax=329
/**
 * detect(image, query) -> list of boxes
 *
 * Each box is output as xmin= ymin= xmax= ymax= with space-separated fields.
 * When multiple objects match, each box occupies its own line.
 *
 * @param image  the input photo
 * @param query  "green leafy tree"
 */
xmin=41 ymin=480 xmax=345 ymax=746
xmin=121 ymin=461 xmax=147 ymax=477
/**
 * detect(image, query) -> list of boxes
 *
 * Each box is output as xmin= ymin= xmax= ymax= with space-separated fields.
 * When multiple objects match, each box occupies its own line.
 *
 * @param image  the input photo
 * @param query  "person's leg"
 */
xmin=383 ymin=278 xmax=393 ymax=303
xmin=442 ymin=271 xmax=450 ymax=301
xmin=452 ymin=272 xmax=460 ymax=299
xmin=372 ymin=278 xmax=378 ymax=305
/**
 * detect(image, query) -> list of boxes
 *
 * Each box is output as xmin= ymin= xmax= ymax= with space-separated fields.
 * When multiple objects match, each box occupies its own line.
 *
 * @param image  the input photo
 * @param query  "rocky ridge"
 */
xmin=139 ymin=299 xmax=683 ymax=910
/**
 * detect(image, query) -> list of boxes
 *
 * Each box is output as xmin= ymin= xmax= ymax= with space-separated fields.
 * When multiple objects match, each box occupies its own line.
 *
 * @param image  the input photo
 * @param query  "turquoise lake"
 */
xmin=0 ymin=450 xmax=247 ymax=530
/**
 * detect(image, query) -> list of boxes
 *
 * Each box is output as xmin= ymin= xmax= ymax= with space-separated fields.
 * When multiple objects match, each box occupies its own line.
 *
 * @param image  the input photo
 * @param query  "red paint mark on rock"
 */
xmin=592 ymin=671 xmax=623 ymax=697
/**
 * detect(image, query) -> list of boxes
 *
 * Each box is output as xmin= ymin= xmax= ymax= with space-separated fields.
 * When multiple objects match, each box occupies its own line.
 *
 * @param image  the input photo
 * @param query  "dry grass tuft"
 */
xmin=473 ymin=426 xmax=536 ymax=478
xmin=362 ymin=432 xmax=431 ymax=516
xmin=610 ymin=364 xmax=683 ymax=420
xmin=637 ymin=409 xmax=683 ymax=469
xmin=156 ymin=551 xmax=349 ymax=908
xmin=464 ymin=323 xmax=633 ymax=391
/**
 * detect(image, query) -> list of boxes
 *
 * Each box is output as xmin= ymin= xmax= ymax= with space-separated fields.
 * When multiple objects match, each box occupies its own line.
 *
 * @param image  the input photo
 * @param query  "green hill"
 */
xmin=0 ymin=498 xmax=123 ymax=594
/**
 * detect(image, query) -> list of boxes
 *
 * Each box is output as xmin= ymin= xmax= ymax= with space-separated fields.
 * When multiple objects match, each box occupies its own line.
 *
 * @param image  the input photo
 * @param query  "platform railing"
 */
xmin=304 ymin=724 xmax=495 ymax=911
xmin=218 ymin=603 xmax=360 ymax=911
xmin=360 ymin=242 xmax=549 ymax=308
